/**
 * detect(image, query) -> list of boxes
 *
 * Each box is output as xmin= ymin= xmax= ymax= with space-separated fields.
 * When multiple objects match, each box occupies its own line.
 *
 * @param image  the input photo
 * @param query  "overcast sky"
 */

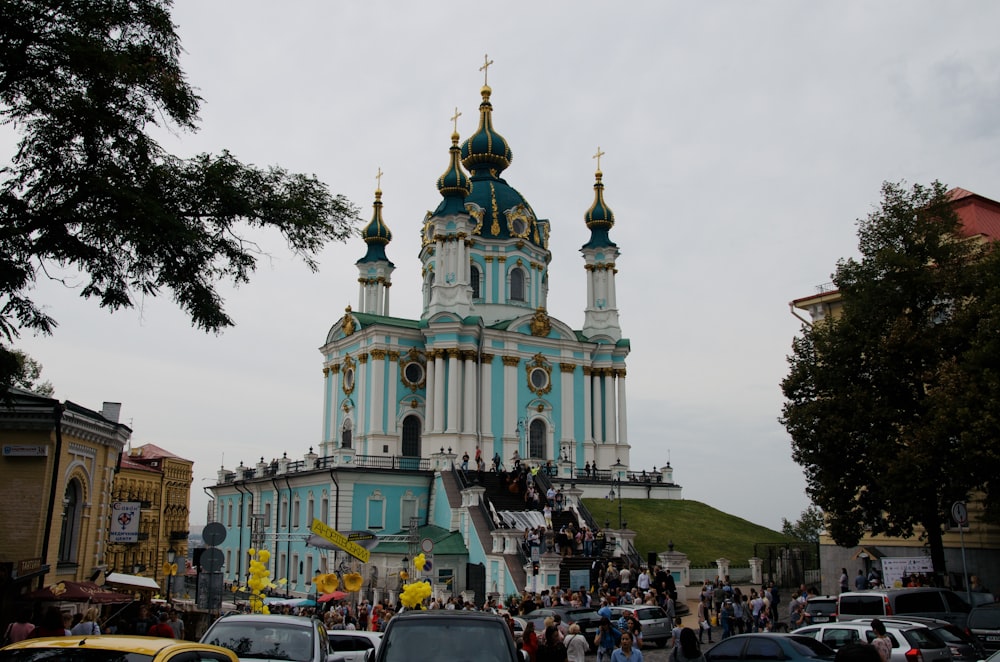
xmin=12 ymin=1 xmax=1000 ymax=534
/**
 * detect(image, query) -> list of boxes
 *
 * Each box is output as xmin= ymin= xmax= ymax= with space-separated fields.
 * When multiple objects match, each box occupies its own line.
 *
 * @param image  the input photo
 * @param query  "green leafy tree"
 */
xmin=0 ymin=0 xmax=359 ymax=396
xmin=781 ymin=505 xmax=824 ymax=543
xmin=780 ymin=180 xmax=1000 ymax=575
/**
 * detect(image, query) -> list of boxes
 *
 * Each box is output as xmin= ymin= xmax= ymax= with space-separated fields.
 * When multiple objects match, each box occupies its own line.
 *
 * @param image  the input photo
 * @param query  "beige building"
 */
xmin=107 ymin=444 xmax=194 ymax=598
xmin=790 ymin=187 xmax=1000 ymax=594
xmin=0 ymin=389 xmax=130 ymax=619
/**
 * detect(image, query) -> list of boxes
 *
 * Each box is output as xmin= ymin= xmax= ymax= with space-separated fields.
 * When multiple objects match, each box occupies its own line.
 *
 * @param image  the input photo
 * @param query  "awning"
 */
xmin=105 ymin=572 xmax=160 ymax=590
xmin=852 ymin=546 xmax=884 ymax=560
xmin=27 ymin=580 xmax=134 ymax=603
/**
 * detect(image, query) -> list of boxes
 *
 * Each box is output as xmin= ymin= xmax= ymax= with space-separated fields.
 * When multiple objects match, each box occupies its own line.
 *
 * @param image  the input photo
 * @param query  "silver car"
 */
xmin=794 ymin=619 xmax=952 ymax=662
xmin=609 ymin=605 xmax=673 ymax=648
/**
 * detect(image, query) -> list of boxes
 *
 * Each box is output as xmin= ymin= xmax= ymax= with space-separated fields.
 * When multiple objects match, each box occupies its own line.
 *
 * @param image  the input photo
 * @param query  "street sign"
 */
xmin=203 ymin=522 xmax=227 ymax=546
xmin=951 ymin=501 xmax=969 ymax=527
xmin=310 ymin=519 xmax=371 ymax=563
xmin=200 ymin=548 xmax=224 ymax=573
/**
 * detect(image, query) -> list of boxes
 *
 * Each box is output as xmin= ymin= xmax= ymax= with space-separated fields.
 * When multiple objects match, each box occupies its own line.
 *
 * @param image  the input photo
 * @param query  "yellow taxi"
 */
xmin=0 ymin=635 xmax=239 ymax=661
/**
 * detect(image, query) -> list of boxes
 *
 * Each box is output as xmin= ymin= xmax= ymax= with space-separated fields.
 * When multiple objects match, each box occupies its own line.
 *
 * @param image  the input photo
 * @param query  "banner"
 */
xmin=110 ymin=501 xmax=141 ymax=543
xmin=881 ymin=557 xmax=934 ymax=587
xmin=309 ymin=519 xmax=371 ymax=563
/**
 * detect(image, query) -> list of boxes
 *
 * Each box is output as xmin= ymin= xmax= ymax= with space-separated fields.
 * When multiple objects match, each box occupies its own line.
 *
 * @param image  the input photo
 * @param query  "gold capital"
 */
xmin=501 ymin=355 xmax=521 ymax=367
xmin=560 ymin=363 xmax=577 ymax=373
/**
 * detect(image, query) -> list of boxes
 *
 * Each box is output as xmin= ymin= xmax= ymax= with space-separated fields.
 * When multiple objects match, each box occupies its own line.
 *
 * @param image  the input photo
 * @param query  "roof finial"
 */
xmin=593 ymin=146 xmax=605 ymax=174
xmin=450 ymin=107 xmax=462 ymax=135
xmin=375 ymin=167 xmax=383 ymax=193
xmin=479 ymin=53 xmax=494 ymax=86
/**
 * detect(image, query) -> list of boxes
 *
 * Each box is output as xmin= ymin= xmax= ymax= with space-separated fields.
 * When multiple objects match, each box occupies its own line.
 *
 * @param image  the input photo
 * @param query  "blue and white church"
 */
xmin=209 ymin=76 xmax=680 ymax=605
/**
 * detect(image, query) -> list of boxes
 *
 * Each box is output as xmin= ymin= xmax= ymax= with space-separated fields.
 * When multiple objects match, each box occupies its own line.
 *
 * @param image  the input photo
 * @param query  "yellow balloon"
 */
xmin=259 ymin=550 xmax=271 ymax=563
xmin=343 ymin=572 xmax=363 ymax=592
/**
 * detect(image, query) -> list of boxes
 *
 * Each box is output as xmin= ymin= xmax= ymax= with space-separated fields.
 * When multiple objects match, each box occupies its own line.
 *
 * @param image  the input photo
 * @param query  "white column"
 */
xmin=434 ymin=351 xmax=446 ymax=433
xmin=592 ymin=371 xmax=603 ymax=444
xmin=503 ymin=356 xmax=518 ymax=444
xmin=425 ymin=354 xmax=436 ymax=433
xmin=463 ymin=353 xmax=476 ymax=435
xmin=583 ymin=368 xmax=592 ymax=443
xmin=383 ymin=283 xmax=391 ymax=316
xmin=481 ymin=355 xmax=493 ymax=438
xmin=607 ymin=266 xmax=617 ymax=309
xmin=358 ymin=281 xmax=366 ymax=312
xmin=616 ymin=369 xmax=627 ymax=445
xmin=387 ymin=352 xmax=399 ymax=434
xmin=560 ymin=364 xmax=574 ymax=458
xmin=446 ymin=349 xmax=461 ymax=433
xmin=604 ymin=369 xmax=617 ymax=445
xmin=356 ymin=356 xmax=367 ymax=452
xmin=370 ymin=352 xmax=385 ymax=434
xmin=586 ymin=266 xmax=594 ymax=308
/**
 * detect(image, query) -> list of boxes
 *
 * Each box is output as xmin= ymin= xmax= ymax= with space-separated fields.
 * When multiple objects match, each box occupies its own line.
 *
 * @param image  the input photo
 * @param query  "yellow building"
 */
xmin=789 ymin=187 xmax=1000 ymax=594
xmin=107 ymin=444 xmax=194 ymax=599
xmin=0 ymin=389 xmax=130 ymax=619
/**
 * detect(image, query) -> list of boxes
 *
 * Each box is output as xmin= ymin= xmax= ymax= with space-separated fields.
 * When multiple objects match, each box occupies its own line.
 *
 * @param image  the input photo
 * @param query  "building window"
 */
xmin=321 ymin=497 xmax=329 ymax=524
xmin=471 ymin=265 xmax=481 ymax=299
xmin=280 ymin=498 xmax=287 ymax=528
xmin=293 ymin=498 xmax=301 ymax=528
xmin=402 ymin=415 xmax=421 ymax=457
xmin=292 ymin=554 xmax=299 ymax=584
xmin=341 ymin=420 xmax=353 ymax=449
xmin=529 ymin=419 xmax=546 ymax=459
xmin=367 ymin=491 xmax=386 ymax=530
xmin=227 ymin=502 xmax=233 ymax=527
xmin=510 ymin=267 xmax=525 ymax=302
xmin=307 ymin=497 xmax=315 ymax=526
xmin=264 ymin=502 xmax=272 ymax=527
xmin=401 ymin=497 xmax=418 ymax=528
xmin=58 ymin=479 xmax=82 ymax=564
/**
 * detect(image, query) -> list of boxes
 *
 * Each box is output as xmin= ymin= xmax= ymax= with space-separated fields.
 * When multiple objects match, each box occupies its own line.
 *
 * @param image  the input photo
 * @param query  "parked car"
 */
xmin=608 ymin=605 xmax=672 ymax=647
xmin=793 ymin=619 xmax=952 ymax=662
xmin=0 ymin=635 xmax=239 ymax=662
xmin=704 ymin=633 xmax=836 ymax=662
xmin=328 ymin=630 xmax=382 ymax=662
xmin=805 ymin=595 xmax=839 ymax=624
xmin=201 ymin=612 xmax=330 ymax=662
xmin=837 ymin=588 xmax=972 ymax=627
xmin=524 ymin=606 xmax=602 ymax=650
xmin=967 ymin=602 xmax=1000 ymax=653
xmin=374 ymin=610 xmax=519 ymax=662
xmin=842 ymin=616 xmax=986 ymax=661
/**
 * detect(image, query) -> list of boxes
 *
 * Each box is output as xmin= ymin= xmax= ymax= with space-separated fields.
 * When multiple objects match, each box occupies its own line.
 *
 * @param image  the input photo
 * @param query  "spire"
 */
xmin=582 ymin=147 xmax=616 ymax=249
xmin=357 ymin=176 xmax=393 ymax=266
xmin=461 ymin=59 xmax=513 ymax=176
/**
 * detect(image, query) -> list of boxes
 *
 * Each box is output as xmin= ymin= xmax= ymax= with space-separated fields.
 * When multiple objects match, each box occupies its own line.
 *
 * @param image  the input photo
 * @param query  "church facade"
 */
xmin=320 ymin=82 xmax=632 ymax=475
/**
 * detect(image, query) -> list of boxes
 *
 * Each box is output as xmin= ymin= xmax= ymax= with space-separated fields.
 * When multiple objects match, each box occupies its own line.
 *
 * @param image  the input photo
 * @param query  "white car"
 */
xmin=328 ymin=630 xmax=382 ymax=662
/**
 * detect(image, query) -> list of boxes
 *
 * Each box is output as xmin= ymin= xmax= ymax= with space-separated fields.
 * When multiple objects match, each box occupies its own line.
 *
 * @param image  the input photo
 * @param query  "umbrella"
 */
xmin=27 ymin=580 xmax=134 ymax=604
xmin=318 ymin=591 xmax=348 ymax=602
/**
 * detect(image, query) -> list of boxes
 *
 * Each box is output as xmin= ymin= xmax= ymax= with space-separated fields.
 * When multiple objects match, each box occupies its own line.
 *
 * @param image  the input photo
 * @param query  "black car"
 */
xmin=524 ymin=606 xmax=602 ymax=650
xmin=968 ymin=602 xmax=1000 ymax=654
xmin=705 ymin=633 xmax=836 ymax=662
xmin=375 ymin=610 xmax=518 ymax=662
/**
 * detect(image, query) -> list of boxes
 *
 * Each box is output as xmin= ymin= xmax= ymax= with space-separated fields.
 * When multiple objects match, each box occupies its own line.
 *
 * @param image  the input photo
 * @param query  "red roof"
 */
xmin=119 ymin=455 xmax=160 ymax=473
xmin=947 ymin=187 xmax=1000 ymax=241
xmin=129 ymin=443 xmax=190 ymax=462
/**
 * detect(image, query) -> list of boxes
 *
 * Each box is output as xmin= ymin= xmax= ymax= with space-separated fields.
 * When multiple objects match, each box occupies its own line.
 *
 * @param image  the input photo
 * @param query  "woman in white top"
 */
xmin=564 ymin=623 xmax=590 ymax=662
xmin=70 ymin=607 xmax=101 ymax=636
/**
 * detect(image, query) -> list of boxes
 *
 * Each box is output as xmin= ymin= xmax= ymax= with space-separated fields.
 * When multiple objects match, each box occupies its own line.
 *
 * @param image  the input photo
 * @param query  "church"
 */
xmin=208 ymin=69 xmax=679 ymax=604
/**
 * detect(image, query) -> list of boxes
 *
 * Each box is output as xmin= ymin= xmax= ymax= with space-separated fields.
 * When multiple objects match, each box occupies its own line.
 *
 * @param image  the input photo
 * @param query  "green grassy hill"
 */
xmin=581 ymin=498 xmax=798 ymax=567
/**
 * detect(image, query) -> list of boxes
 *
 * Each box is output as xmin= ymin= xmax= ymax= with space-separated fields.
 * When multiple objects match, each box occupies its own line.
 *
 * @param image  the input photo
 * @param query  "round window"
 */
xmin=513 ymin=218 xmax=527 ymax=235
xmin=530 ymin=367 xmax=548 ymax=391
xmin=404 ymin=362 xmax=424 ymax=385
xmin=344 ymin=368 xmax=355 ymax=391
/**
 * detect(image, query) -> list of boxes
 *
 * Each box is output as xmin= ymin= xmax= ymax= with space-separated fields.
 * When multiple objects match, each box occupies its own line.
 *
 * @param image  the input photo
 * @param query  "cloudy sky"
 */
xmin=13 ymin=1 xmax=1000 ymax=533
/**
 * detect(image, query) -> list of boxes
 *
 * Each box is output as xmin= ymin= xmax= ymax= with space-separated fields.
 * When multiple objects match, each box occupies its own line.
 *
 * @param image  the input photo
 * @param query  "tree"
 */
xmin=781 ymin=505 xmax=824 ymax=543
xmin=780 ymin=180 xmax=1000 ymax=577
xmin=0 ymin=0 xmax=359 ymax=396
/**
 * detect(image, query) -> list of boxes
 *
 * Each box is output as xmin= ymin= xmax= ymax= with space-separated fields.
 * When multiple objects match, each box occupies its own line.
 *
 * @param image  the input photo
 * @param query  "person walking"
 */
xmin=673 ymin=628 xmax=707 ymax=662
xmin=871 ymin=619 xmax=892 ymax=662
xmin=564 ymin=624 xmax=590 ymax=662
xmin=70 ymin=607 xmax=101 ymax=635
xmin=594 ymin=616 xmax=622 ymax=662
xmin=3 ymin=608 xmax=35 ymax=643
xmin=839 ymin=568 xmax=850 ymax=593
xmin=611 ymin=631 xmax=643 ymax=662
xmin=697 ymin=596 xmax=713 ymax=644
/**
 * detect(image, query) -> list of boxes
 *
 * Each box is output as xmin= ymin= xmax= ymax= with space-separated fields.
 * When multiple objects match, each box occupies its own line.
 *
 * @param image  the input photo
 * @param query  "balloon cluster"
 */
xmin=413 ymin=553 xmax=432 ymax=571
xmin=246 ymin=549 xmax=276 ymax=614
xmin=399 ymin=579 xmax=432 ymax=609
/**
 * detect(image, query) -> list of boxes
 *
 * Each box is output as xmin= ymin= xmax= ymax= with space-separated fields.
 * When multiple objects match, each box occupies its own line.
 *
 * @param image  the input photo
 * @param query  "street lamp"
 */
xmin=165 ymin=547 xmax=177 ymax=604
xmin=611 ymin=459 xmax=625 ymax=529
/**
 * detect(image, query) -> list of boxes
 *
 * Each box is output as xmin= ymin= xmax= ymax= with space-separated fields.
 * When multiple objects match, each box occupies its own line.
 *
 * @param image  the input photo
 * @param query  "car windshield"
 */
xmin=788 ymin=636 xmax=837 ymax=658
xmin=0 ymin=652 xmax=153 ymax=662
xmin=809 ymin=601 xmax=837 ymax=615
xmin=635 ymin=607 xmax=667 ymax=620
xmin=203 ymin=621 xmax=313 ymax=660
xmin=381 ymin=620 xmax=513 ymax=662
xmin=931 ymin=624 xmax=973 ymax=644
xmin=900 ymin=628 xmax=946 ymax=649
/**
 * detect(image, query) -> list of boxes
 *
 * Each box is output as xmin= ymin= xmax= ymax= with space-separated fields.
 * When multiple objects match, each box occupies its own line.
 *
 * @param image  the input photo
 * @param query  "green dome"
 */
xmin=437 ymin=132 xmax=471 ymax=199
xmin=461 ymin=86 xmax=512 ymax=175
xmin=582 ymin=170 xmax=617 ymax=249
xmin=357 ymin=189 xmax=394 ymax=266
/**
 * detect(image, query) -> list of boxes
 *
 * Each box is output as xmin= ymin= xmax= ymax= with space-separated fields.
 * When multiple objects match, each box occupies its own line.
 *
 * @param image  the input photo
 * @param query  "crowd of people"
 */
xmin=2 ymin=603 xmax=186 ymax=644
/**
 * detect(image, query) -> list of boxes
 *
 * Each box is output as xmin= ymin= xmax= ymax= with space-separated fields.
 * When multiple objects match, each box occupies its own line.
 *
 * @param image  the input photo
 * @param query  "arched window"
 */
xmin=471 ymin=265 xmax=481 ymax=299
xmin=402 ymin=415 xmax=421 ymax=457
xmin=529 ymin=419 xmax=546 ymax=459
xmin=510 ymin=267 xmax=525 ymax=302
xmin=341 ymin=420 xmax=352 ymax=449
xmin=58 ymin=479 xmax=82 ymax=564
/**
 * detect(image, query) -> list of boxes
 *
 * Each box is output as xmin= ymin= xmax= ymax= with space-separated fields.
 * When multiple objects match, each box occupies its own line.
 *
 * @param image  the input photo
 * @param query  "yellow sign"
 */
xmin=310 ymin=519 xmax=371 ymax=563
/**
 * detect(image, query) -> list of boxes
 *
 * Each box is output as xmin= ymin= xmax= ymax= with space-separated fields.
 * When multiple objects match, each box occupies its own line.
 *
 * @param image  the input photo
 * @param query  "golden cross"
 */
xmin=593 ymin=146 xmax=605 ymax=171
xmin=480 ymin=53 xmax=494 ymax=85
xmin=451 ymin=107 xmax=462 ymax=133
xmin=375 ymin=167 xmax=383 ymax=190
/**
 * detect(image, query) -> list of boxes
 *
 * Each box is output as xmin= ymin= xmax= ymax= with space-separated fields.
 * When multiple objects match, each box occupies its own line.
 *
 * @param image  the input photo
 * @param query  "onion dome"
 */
xmin=356 ymin=187 xmax=394 ymax=266
xmin=582 ymin=166 xmax=617 ymax=249
xmin=461 ymin=86 xmax=512 ymax=175
xmin=431 ymin=129 xmax=471 ymax=217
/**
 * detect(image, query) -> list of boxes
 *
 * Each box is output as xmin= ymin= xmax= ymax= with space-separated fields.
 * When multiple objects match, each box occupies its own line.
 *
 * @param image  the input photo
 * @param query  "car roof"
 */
xmin=391 ymin=610 xmax=505 ymax=621
xmin=329 ymin=630 xmax=382 ymax=640
xmin=3 ymin=635 xmax=238 ymax=659
xmin=843 ymin=616 xmax=950 ymax=627
xmin=212 ymin=613 xmax=320 ymax=626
